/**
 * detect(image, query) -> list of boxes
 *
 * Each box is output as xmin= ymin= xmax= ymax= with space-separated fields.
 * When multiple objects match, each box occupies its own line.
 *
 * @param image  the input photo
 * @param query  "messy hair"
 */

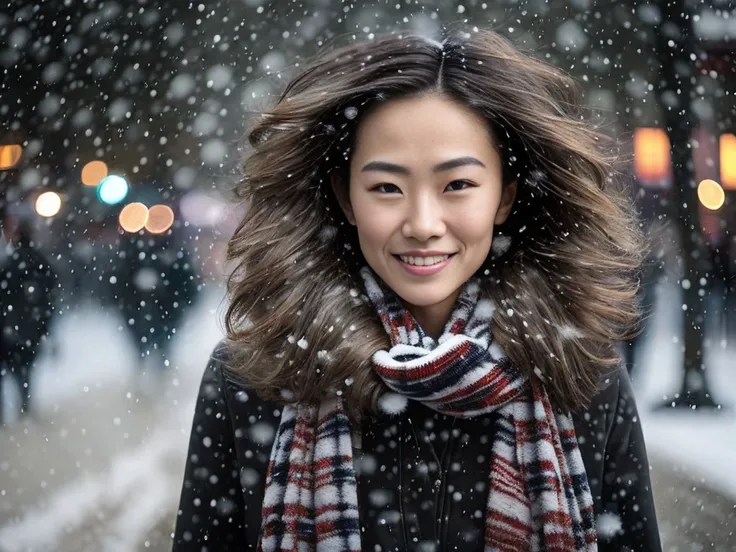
xmin=225 ymin=27 xmax=644 ymax=422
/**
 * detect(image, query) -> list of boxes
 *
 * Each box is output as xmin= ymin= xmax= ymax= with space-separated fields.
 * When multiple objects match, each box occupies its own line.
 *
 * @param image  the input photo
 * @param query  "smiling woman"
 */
xmin=174 ymin=27 xmax=662 ymax=552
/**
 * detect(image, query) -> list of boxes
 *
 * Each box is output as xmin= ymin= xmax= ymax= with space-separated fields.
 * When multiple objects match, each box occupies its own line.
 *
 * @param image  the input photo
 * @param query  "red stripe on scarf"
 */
xmin=373 ymin=340 xmax=470 ymax=381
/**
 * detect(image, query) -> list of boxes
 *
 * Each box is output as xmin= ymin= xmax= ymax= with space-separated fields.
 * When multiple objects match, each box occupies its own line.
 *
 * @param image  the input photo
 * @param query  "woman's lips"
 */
xmin=394 ymin=254 xmax=455 ymax=276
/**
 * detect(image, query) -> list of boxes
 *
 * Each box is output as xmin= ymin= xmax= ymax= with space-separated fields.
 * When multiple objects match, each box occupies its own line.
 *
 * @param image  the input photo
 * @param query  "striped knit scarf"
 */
xmin=259 ymin=268 xmax=598 ymax=551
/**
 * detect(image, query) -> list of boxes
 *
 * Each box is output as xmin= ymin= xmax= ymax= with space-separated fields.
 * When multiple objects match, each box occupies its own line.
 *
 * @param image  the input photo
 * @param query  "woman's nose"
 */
xmin=402 ymin=196 xmax=446 ymax=242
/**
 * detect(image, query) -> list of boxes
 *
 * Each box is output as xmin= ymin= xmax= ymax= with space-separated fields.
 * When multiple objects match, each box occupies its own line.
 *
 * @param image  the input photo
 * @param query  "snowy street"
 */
xmin=1 ymin=284 xmax=735 ymax=551
xmin=0 ymin=287 xmax=226 ymax=552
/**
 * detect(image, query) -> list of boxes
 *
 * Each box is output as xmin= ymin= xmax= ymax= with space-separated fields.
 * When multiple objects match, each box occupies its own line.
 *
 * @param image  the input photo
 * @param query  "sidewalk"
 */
xmin=0 ymin=351 xmax=204 ymax=552
xmin=650 ymin=455 xmax=736 ymax=551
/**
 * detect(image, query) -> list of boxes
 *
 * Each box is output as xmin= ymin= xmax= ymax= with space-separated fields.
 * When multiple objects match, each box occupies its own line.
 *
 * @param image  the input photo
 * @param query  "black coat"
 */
xmin=113 ymin=237 xmax=199 ymax=353
xmin=173 ymin=342 xmax=662 ymax=551
xmin=0 ymin=240 xmax=57 ymax=365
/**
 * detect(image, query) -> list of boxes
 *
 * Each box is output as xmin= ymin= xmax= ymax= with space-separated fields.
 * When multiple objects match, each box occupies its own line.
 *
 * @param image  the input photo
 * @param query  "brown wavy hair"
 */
xmin=225 ymin=28 xmax=645 ymax=422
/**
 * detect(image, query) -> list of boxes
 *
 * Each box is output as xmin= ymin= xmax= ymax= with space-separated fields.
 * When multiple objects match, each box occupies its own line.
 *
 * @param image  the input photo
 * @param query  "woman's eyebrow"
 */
xmin=360 ymin=156 xmax=486 ymax=175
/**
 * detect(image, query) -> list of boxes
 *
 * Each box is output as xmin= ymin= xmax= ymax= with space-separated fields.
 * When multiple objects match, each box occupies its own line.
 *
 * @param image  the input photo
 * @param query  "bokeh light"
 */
xmin=97 ymin=175 xmax=129 ymax=205
xmin=179 ymin=190 xmax=227 ymax=226
xmin=721 ymin=134 xmax=736 ymax=190
xmin=634 ymin=128 xmax=671 ymax=182
xmin=0 ymin=144 xmax=23 ymax=170
xmin=697 ymin=179 xmax=725 ymax=211
xmin=145 ymin=204 xmax=175 ymax=234
xmin=81 ymin=160 xmax=108 ymax=186
xmin=34 ymin=191 xmax=62 ymax=217
xmin=119 ymin=202 xmax=149 ymax=233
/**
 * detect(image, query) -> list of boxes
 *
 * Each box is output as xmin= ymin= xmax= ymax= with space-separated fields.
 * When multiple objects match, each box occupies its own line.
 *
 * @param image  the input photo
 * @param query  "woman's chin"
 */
xmin=390 ymin=281 xmax=460 ymax=310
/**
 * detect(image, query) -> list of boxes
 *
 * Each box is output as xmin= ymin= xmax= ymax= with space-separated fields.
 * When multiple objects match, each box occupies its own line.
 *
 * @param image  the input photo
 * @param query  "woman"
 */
xmin=174 ymin=28 xmax=661 ymax=551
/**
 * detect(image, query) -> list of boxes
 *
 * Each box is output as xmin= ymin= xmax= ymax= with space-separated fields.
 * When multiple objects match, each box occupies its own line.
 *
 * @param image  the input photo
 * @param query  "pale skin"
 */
xmin=332 ymin=93 xmax=517 ymax=339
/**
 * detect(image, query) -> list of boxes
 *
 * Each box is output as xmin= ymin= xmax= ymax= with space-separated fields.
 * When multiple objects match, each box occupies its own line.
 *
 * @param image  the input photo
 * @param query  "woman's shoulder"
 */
xmin=573 ymin=363 xmax=641 ymax=446
xmin=592 ymin=363 xmax=638 ymax=419
xmin=200 ymin=338 xmax=248 ymax=392
xmin=199 ymin=338 xmax=283 ymax=426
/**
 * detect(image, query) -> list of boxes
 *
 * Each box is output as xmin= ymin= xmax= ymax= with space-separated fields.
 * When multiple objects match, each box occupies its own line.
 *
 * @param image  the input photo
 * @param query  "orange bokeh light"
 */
xmin=119 ymin=202 xmax=149 ymax=233
xmin=634 ymin=128 xmax=671 ymax=182
xmin=0 ymin=144 xmax=23 ymax=170
xmin=721 ymin=134 xmax=736 ymax=190
xmin=81 ymin=160 xmax=108 ymax=186
xmin=145 ymin=204 xmax=175 ymax=234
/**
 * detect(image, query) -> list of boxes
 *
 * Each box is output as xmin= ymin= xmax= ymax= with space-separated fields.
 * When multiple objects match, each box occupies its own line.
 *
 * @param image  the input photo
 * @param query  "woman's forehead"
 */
xmin=349 ymin=95 xmax=499 ymax=170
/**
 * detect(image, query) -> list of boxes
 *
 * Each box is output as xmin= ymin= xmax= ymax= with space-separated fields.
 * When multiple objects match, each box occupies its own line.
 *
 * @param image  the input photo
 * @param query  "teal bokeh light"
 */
xmin=97 ymin=175 xmax=129 ymax=205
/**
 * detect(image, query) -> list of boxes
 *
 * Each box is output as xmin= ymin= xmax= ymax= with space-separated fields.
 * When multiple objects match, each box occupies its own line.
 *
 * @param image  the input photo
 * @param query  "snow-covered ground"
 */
xmin=634 ymin=281 xmax=736 ymax=501
xmin=2 ymin=285 xmax=228 ymax=422
xmin=0 ymin=285 xmax=228 ymax=552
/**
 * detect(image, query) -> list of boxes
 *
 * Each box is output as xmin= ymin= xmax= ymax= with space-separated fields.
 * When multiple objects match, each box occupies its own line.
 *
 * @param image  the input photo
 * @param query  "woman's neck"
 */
xmin=403 ymin=290 xmax=461 ymax=340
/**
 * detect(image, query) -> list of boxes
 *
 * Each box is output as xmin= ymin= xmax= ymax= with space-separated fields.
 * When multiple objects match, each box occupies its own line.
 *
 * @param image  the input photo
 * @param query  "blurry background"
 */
xmin=0 ymin=0 xmax=735 ymax=550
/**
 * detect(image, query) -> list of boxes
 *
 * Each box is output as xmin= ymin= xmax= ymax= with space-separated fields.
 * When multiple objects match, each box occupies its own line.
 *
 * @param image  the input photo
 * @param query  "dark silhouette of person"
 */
xmin=111 ymin=230 xmax=200 ymax=388
xmin=0 ymin=216 xmax=58 ymax=426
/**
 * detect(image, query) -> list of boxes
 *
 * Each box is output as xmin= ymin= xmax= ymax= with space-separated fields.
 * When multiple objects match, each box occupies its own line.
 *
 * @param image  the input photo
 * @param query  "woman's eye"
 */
xmin=446 ymin=180 xmax=473 ymax=191
xmin=373 ymin=183 xmax=401 ymax=194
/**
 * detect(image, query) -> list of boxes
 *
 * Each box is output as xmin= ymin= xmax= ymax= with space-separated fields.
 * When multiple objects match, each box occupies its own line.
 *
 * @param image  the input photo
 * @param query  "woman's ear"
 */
xmin=330 ymin=172 xmax=356 ymax=225
xmin=494 ymin=180 xmax=518 ymax=225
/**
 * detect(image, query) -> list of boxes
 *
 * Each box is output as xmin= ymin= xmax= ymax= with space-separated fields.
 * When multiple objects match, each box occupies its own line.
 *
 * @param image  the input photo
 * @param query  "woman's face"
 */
xmin=332 ymin=94 xmax=516 ymax=326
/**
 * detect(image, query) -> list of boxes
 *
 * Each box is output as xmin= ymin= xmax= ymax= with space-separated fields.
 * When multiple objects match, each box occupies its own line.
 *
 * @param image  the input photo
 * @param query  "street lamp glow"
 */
xmin=697 ymin=179 xmax=725 ymax=211
xmin=97 ymin=175 xmax=129 ymax=205
xmin=35 ymin=191 xmax=62 ymax=217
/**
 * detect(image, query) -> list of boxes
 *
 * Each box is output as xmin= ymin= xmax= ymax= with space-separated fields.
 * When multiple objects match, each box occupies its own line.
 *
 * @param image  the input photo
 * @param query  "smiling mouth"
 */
xmin=393 ymin=253 xmax=456 ymax=266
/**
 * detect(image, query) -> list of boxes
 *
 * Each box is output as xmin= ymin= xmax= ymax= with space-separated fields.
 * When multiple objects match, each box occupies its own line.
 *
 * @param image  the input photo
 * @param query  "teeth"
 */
xmin=399 ymin=254 xmax=450 ymax=266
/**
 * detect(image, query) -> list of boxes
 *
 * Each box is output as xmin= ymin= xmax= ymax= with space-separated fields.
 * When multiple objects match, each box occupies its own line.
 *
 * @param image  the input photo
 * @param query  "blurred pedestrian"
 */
xmin=113 ymin=229 xmax=200 ymax=387
xmin=0 ymin=215 xmax=58 ymax=426
xmin=174 ymin=29 xmax=661 ymax=551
